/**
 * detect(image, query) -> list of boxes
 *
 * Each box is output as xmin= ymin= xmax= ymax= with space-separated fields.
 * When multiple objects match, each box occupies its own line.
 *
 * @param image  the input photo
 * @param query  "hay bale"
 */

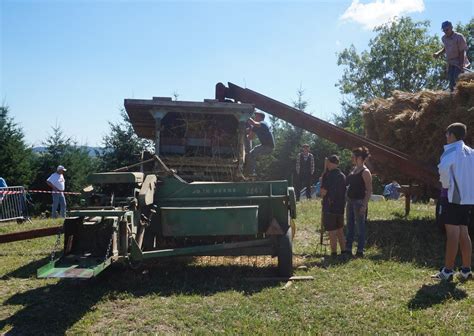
xmin=362 ymin=72 xmax=474 ymax=183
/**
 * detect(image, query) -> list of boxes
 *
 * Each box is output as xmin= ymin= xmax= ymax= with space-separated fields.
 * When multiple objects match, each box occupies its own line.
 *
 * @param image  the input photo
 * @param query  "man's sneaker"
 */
xmin=431 ymin=267 xmax=454 ymax=281
xmin=457 ymin=268 xmax=473 ymax=281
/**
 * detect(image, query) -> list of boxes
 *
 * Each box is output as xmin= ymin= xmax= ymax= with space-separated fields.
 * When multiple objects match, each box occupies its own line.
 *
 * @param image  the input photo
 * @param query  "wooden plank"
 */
xmin=0 ymin=225 xmax=62 ymax=244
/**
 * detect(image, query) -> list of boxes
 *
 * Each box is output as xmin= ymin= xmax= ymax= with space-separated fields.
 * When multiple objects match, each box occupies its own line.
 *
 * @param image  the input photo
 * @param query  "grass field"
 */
xmin=1 ymin=200 xmax=473 ymax=335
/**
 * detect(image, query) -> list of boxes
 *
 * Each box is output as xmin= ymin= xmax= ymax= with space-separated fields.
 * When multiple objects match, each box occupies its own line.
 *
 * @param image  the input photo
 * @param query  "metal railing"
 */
xmin=0 ymin=186 xmax=30 ymax=223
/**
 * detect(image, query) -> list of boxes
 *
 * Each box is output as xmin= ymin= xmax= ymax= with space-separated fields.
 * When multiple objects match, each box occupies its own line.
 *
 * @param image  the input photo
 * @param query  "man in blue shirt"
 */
xmin=245 ymin=112 xmax=274 ymax=176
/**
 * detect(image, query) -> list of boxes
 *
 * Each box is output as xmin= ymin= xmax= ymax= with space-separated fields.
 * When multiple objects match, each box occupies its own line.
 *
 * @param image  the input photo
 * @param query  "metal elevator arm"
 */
xmin=215 ymin=82 xmax=439 ymax=188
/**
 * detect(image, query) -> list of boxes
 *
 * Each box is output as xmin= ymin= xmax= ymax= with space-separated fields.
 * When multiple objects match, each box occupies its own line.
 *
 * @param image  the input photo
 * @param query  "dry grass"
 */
xmin=1 ymin=199 xmax=473 ymax=335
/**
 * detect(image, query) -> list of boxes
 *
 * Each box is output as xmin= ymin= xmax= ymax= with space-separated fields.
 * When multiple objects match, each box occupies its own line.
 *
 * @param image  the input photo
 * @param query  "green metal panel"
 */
xmin=154 ymin=176 xmax=290 ymax=235
xmin=87 ymin=172 xmax=144 ymax=184
xmin=161 ymin=205 xmax=258 ymax=236
xmin=129 ymin=237 xmax=273 ymax=260
xmin=156 ymin=177 xmax=288 ymax=199
xmin=37 ymin=257 xmax=112 ymax=279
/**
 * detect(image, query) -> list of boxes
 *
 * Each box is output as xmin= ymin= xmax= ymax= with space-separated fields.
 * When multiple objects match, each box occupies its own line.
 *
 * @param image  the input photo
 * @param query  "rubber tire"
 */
xmin=277 ymin=226 xmax=293 ymax=277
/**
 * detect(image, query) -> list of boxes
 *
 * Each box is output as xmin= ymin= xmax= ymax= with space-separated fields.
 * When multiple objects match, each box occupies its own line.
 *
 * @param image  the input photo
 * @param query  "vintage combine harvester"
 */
xmin=38 ymin=97 xmax=297 ymax=279
xmin=37 ymin=82 xmax=441 ymax=280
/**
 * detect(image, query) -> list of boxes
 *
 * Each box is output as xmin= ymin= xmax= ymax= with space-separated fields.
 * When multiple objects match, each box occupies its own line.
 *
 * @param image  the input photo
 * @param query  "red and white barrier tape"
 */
xmin=27 ymin=190 xmax=81 ymax=195
xmin=0 ymin=190 xmax=81 ymax=195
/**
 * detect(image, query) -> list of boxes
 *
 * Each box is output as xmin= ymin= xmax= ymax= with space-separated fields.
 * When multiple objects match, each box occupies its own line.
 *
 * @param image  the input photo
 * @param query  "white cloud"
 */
xmin=340 ymin=0 xmax=425 ymax=30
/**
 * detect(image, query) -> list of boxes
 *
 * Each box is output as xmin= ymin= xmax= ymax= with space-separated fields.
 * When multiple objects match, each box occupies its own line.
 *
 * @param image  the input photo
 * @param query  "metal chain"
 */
xmin=103 ymin=231 xmax=114 ymax=263
xmin=50 ymin=230 xmax=62 ymax=262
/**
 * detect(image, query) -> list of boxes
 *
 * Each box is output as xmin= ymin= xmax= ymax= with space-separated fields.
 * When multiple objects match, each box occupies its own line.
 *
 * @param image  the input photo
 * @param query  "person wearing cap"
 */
xmin=46 ymin=165 xmax=67 ymax=218
xmin=245 ymin=111 xmax=274 ymax=176
xmin=320 ymin=155 xmax=347 ymax=257
xmin=295 ymin=144 xmax=315 ymax=201
xmin=433 ymin=21 xmax=470 ymax=92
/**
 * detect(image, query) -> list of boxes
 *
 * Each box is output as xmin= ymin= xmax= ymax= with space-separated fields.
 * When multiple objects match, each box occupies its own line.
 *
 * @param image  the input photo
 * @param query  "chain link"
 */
xmin=50 ymin=230 xmax=62 ymax=262
xmin=103 ymin=231 xmax=114 ymax=263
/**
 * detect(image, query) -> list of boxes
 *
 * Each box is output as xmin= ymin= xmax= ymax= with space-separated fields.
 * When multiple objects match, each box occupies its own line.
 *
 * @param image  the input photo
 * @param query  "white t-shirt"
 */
xmin=47 ymin=172 xmax=65 ymax=191
xmin=438 ymin=140 xmax=474 ymax=205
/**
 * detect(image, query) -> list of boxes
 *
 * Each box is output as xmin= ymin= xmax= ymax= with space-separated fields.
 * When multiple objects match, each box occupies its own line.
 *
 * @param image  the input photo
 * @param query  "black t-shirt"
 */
xmin=321 ymin=168 xmax=346 ymax=214
xmin=253 ymin=121 xmax=274 ymax=148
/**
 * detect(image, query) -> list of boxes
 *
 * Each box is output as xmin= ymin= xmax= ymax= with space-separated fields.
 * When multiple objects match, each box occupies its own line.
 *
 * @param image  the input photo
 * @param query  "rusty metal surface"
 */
xmin=217 ymin=82 xmax=439 ymax=188
xmin=124 ymin=97 xmax=254 ymax=139
xmin=0 ymin=225 xmax=62 ymax=244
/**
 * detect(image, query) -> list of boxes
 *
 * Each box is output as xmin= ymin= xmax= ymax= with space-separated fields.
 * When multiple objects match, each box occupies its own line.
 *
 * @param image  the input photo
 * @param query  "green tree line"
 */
xmin=1 ymin=17 xmax=472 ymax=214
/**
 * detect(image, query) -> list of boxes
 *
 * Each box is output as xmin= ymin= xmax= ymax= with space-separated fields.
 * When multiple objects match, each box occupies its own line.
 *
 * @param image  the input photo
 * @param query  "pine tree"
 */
xmin=98 ymin=110 xmax=153 ymax=172
xmin=0 ymin=105 xmax=34 ymax=186
xmin=29 ymin=126 xmax=98 ymax=212
xmin=257 ymin=88 xmax=313 ymax=181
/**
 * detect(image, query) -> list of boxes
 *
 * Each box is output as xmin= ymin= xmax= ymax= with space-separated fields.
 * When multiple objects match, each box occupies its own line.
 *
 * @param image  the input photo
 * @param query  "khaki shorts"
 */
xmin=322 ymin=212 xmax=344 ymax=232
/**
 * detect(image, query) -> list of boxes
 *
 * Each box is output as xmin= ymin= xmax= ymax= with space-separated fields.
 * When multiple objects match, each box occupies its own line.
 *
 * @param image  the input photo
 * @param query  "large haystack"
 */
xmin=362 ymin=72 xmax=474 ymax=183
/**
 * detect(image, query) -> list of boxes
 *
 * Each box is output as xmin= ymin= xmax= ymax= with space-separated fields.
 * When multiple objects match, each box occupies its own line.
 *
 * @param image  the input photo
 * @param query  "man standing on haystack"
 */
xmin=433 ymin=21 xmax=470 ymax=92
xmin=432 ymin=123 xmax=473 ymax=281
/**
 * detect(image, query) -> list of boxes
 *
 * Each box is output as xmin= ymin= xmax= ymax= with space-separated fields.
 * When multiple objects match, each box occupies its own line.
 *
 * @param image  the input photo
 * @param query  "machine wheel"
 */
xmin=277 ymin=226 xmax=293 ymax=277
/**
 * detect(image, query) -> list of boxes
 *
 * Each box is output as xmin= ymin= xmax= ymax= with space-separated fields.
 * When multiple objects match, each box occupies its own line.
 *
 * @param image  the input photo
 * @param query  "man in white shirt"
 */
xmin=46 ymin=165 xmax=67 ymax=218
xmin=432 ymin=123 xmax=473 ymax=281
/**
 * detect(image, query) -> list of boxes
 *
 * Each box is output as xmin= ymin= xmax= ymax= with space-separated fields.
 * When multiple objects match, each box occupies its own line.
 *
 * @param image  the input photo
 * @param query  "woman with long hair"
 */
xmin=345 ymin=147 xmax=372 ymax=257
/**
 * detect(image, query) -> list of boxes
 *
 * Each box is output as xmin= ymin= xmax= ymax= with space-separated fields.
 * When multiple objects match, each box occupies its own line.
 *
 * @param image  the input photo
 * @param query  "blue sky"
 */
xmin=1 ymin=0 xmax=472 ymax=147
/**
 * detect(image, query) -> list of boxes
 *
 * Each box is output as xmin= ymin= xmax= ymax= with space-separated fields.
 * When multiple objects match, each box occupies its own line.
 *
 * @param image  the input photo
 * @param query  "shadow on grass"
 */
xmin=303 ymin=254 xmax=352 ymax=269
xmin=407 ymin=282 xmax=468 ymax=310
xmin=1 ymin=256 xmax=51 ymax=279
xmin=364 ymin=217 xmax=446 ymax=268
xmin=1 ymin=260 xmax=280 ymax=335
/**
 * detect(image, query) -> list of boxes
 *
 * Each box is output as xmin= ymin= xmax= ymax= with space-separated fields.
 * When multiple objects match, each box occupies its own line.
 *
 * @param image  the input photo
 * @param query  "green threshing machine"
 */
xmin=37 ymin=97 xmax=297 ymax=279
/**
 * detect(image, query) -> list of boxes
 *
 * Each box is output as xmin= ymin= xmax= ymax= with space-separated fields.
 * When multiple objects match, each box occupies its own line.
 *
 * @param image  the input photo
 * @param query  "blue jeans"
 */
xmin=448 ymin=65 xmax=462 ymax=91
xmin=52 ymin=193 xmax=66 ymax=218
xmin=345 ymin=198 xmax=366 ymax=253
xmin=246 ymin=144 xmax=273 ymax=175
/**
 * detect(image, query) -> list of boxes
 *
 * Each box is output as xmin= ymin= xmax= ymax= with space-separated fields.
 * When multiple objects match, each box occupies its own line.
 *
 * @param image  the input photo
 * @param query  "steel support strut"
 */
xmin=216 ymin=82 xmax=439 ymax=188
